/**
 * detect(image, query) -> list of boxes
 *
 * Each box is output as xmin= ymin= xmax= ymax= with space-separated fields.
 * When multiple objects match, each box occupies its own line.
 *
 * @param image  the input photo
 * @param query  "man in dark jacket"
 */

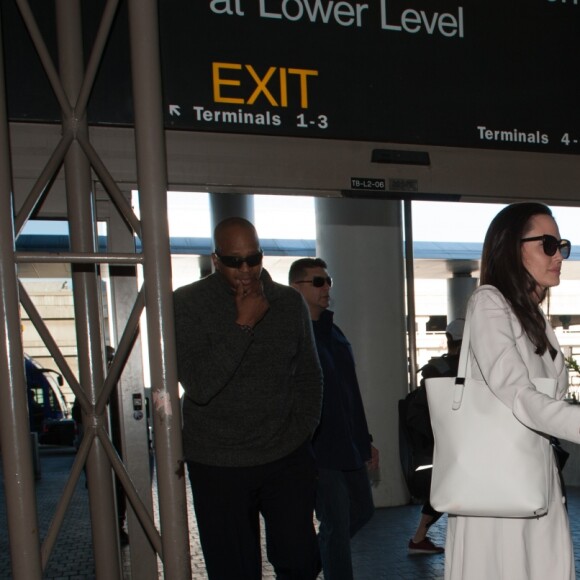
xmin=290 ymin=257 xmax=378 ymax=580
xmin=174 ymin=218 xmax=323 ymax=580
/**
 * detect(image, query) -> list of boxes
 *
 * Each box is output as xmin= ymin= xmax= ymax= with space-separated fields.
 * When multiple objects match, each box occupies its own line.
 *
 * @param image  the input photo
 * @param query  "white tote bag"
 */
xmin=425 ymin=313 xmax=556 ymax=518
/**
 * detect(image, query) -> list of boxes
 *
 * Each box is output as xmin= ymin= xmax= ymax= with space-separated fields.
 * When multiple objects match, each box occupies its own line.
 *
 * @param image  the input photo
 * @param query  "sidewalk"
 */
xmin=1 ymin=447 xmax=579 ymax=578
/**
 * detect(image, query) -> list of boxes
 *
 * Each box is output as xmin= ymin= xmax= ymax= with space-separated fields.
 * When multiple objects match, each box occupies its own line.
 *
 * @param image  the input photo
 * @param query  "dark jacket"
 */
xmin=419 ymin=353 xmax=460 ymax=387
xmin=311 ymin=309 xmax=371 ymax=471
xmin=174 ymin=269 xmax=323 ymax=467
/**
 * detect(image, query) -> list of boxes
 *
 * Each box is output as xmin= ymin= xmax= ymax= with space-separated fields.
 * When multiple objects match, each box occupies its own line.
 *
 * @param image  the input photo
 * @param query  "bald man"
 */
xmin=174 ymin=217 xmax=323 ymax=580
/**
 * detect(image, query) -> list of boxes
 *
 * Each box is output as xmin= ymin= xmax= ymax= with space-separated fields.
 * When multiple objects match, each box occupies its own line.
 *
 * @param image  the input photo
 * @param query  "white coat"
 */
xmin=445 ymin=285 xmax=580 ymax=580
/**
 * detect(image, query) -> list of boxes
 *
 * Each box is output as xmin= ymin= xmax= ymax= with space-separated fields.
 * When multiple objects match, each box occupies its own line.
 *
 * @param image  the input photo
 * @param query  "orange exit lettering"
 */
xmin=212 ymin=62 xmax=318 ymax=109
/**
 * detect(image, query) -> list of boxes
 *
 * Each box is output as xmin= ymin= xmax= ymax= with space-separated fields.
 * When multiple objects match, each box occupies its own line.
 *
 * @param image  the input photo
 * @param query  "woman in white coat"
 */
xmin=445 ymin=202 xmax=577 ymax=580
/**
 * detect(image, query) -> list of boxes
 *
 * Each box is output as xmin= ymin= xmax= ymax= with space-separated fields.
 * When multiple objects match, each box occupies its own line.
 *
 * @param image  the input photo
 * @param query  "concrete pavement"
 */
xmin=2 ymin=446 xmax=580 ymax=579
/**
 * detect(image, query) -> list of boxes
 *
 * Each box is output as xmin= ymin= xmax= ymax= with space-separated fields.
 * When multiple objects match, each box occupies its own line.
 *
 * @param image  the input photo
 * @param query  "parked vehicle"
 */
xmin=25 ymin=354 xmax=76 ymax=446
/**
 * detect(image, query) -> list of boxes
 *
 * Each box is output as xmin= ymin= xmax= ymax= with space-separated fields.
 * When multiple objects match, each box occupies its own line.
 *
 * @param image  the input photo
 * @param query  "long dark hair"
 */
xmin=479 ymin=203 xmax=553 ymax=355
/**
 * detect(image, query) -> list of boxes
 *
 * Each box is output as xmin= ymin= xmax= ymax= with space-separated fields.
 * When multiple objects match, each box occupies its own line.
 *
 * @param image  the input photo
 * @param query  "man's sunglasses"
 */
xmin=294 ymin=276 xmax=333 ymax=288
xmin=521 ymin=235 xmax=571 ymax=259
xmin=215 ymin=251 xmax=263 ymax=269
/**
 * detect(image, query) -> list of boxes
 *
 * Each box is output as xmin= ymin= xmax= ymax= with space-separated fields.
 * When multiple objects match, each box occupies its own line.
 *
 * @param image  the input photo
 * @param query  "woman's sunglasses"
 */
xmin=521 ymin=235 xmax=571 ymax=259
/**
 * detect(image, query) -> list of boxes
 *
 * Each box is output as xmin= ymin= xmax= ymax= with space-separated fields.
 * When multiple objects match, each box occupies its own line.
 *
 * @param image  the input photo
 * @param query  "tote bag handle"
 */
xmin=451 ymin=314 xmax=471 ymax=411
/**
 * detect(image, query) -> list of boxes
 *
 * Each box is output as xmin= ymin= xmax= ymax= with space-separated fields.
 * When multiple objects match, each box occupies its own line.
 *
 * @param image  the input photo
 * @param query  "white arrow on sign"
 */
xmin=169 ymin=105 xmax=181 ymax=116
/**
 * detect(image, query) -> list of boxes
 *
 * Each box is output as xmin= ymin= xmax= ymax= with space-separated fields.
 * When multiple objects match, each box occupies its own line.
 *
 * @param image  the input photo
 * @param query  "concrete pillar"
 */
xmin=207 ymin=193 xmax=254 ymax=278
xmin=199 ymin=255 xmax=213 ymax=278
xmin=315 ymin=198 xmax=409 ymax=507
xmin=447 ymin=273 xmax=478 ymax=322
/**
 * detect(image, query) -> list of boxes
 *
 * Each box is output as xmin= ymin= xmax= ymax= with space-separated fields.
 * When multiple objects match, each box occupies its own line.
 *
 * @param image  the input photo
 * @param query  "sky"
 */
xmin=413 ymin=202 xmax=580 ymax=245
xmin=20 ymin=193 xmax=580 ymax=248
xmin=157 ymin=193 xmax=580 ymax=248
xmin=160 ymin=193 xmax=580 ymax=247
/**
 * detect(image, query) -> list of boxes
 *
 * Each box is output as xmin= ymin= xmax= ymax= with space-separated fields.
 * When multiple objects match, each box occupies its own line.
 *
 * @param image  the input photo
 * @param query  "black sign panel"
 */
xmin=158 ymin=0 xmax=580 ymax=153
xmin=0 ymin=0 xmax=134 ymax=125
xmin=2 ymin=0 xmax=580 ymax=154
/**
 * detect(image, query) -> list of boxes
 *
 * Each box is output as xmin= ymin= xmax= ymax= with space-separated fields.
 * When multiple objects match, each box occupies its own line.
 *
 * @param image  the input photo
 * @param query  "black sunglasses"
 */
xmin=294 ymin=276 xmax=333 ymax=288
xmin=521 ymin=235 xmax=571 ymax=259
xmin=215 ymin=251 xmax=263 ymax=269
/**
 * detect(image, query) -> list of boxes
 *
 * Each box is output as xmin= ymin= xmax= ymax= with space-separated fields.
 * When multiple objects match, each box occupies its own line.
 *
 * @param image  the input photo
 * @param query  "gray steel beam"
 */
xmin=41 ymin=426 xmax=93 ymax=568
xmin=78 ymin=134 xmax=142 ymax=236
xmin=0 ymin=6 xmax=43 ymax=578
xmin=18 ymin=282 xmax=89 ymax=410
xmin=127 ymin=0 xmax=192 ymax=577
xmin=13 ymin=132 xmax=74 ymax=235
xmin=103 ymin=205 xmax=158 ymax=578
xmin=15 ymin=0 xmax=71 ymax=114
xmin=15 ymin=252 xmax=144 ymax=265
xmin=74 ymin=0 xmax=120 ymax=119
xmin=55 ymin=1 xmax=122 ymax=577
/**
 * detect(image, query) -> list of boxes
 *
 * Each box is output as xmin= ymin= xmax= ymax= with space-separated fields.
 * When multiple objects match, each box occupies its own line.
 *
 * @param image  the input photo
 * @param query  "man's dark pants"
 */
xmin=187 ymin=442 xmax=320 ymax=580
xmin=315 ymin=466 xmax=375 ymax=580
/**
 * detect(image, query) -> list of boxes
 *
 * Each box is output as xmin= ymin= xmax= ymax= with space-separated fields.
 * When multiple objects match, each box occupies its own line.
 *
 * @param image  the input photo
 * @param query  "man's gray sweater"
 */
xmin=174 ymin=269 xmax=323 ymax=467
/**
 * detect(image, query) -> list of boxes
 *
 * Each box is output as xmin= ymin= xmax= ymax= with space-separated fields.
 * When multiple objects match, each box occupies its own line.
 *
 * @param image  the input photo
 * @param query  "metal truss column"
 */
xmin=55 ymin=1 xmax=122 ymax=577
xmin=99 ymin=196 xmax=158 ymax=579
xmin=0 ymin=8 xmax=43 ymax=579
xmin=127 ymin=0 xmax=192 ymax=577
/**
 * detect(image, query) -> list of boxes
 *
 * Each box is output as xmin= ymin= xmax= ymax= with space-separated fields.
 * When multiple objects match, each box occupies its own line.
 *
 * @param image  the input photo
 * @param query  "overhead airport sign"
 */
xmin=2 ymin=0 xmax=580 ymax=154
xmin=158 ymin=0 xmax=580 ymax=154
